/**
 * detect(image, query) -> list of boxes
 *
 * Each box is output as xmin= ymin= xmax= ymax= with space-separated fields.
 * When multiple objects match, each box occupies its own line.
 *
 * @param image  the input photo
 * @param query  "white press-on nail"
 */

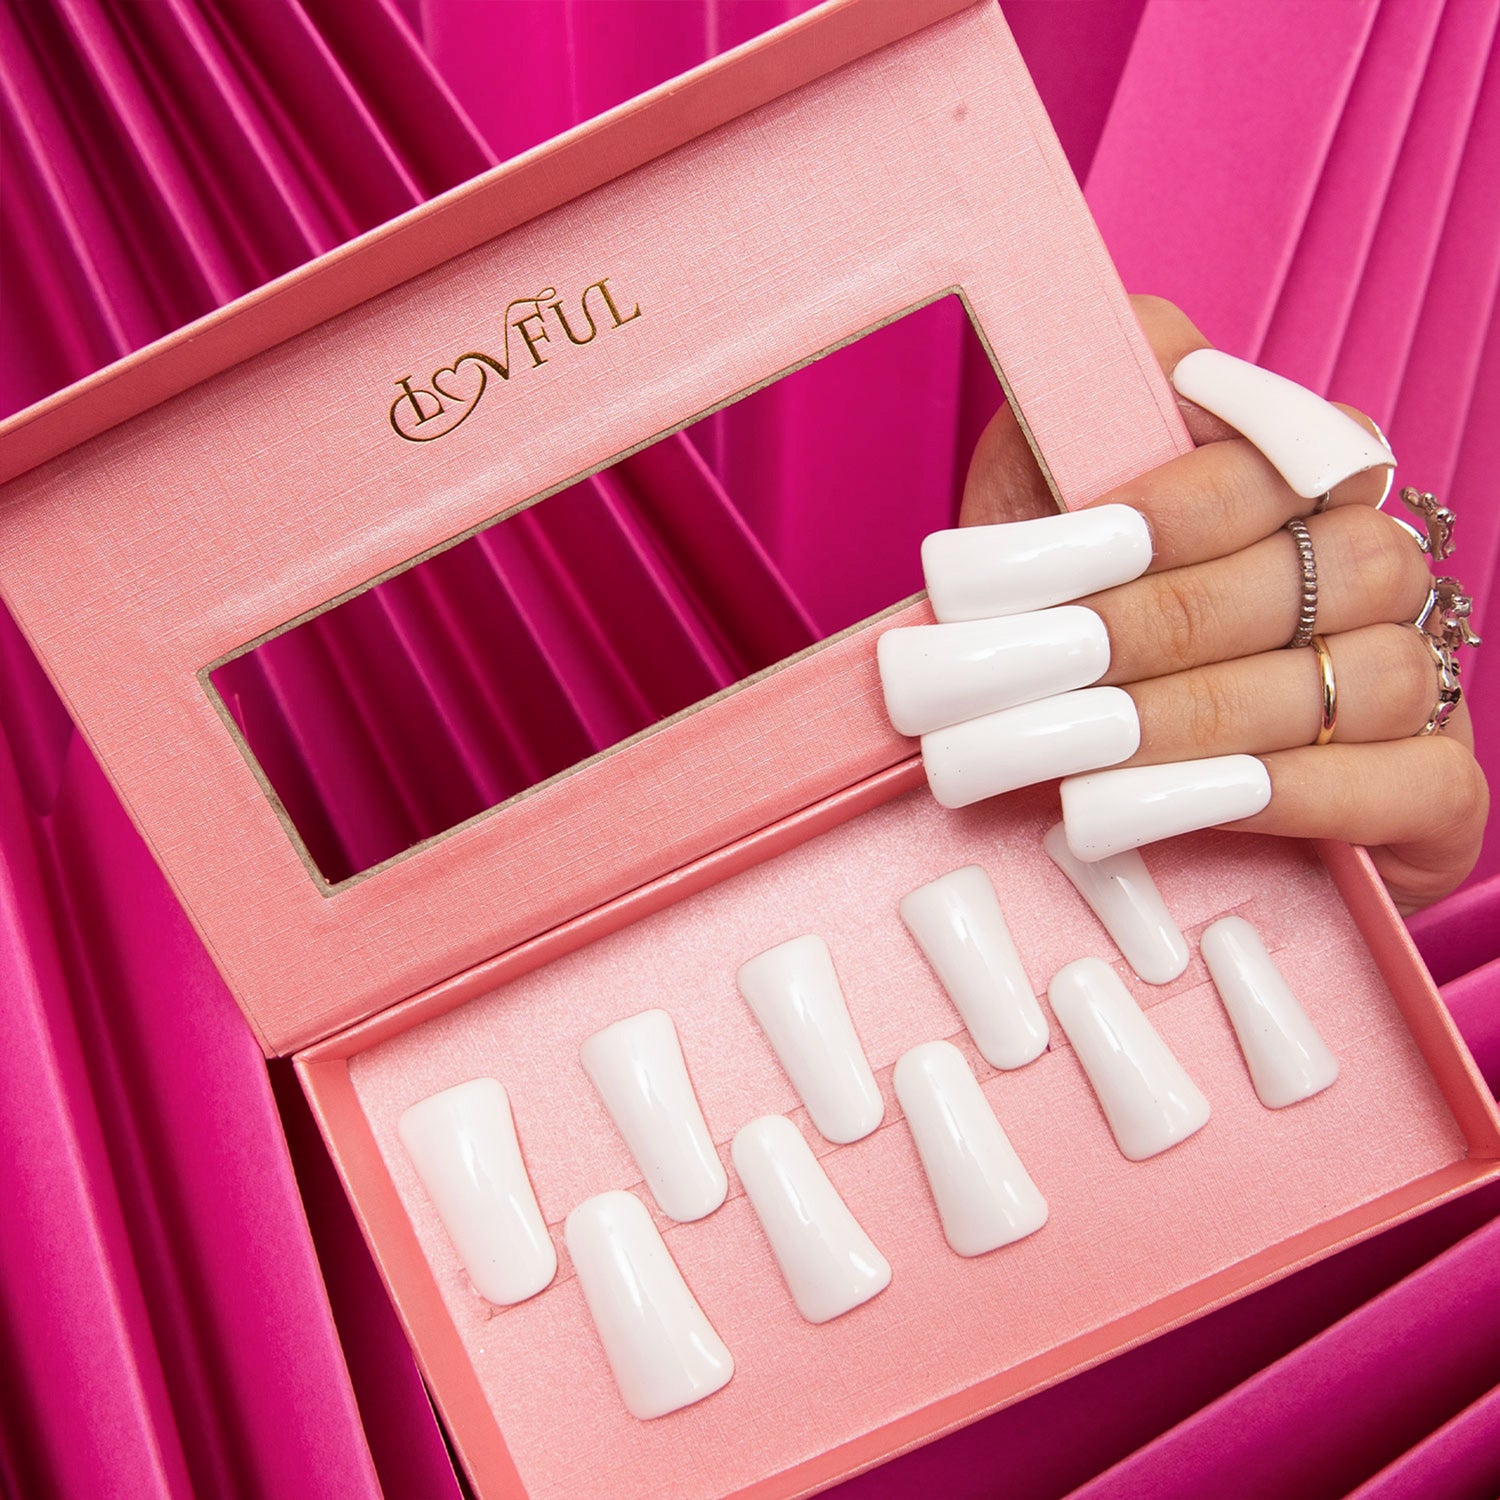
xmin=877 ymin=607 xmax=1110 ymax=737
xmin=1201 ymin=916 xmax=1339 ymax=1108
xmin=893 ymin=1040 xmax=1048 ymax=1256
xmin=1043 ymin=823 xmax=1188 ymax=985
xmin=922 ymin=686 xmax=1139 ymax=809
xmin=731 ymin=1116 xmax=891 ymax=1323
xmin=1061 ymin=754 xmax=1271 ymax=862
xmin=737 ymin=936 xmax=883 ymax=1144
xmin=581 ymin=1010 xmax=728 ymax=1223
xmin=1171 ymin=348 xmax=1395 ymax=499
xmin=565 ymin=1191 xmax=733 ymax=1420
xmin=899 ymin=866 xmax=1049 ymax=1068
xmin=922 ymin=504 xmax=1151 ymax=624
xmin=397 ymin=1078 xmax=556 ymax=1306
xmin=1047 ymin=958 xmax=1210 ymax=1160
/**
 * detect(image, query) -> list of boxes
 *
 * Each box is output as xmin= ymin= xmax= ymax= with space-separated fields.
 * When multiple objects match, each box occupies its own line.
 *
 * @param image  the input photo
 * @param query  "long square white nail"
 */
xmin=922 ymin=504 xmax=1151 ymax=623
xmin=1201 ymin=916 xmax=1339 ymax=1108
xmin=922 ymin=686 xmax=1139 ymax=809
xmin=899 ymin=866 xmax=1048 ymax=1068
xmin=731 ymin=1116 xmax=890 ymax=1323
xmin=565 ymin=1191 xmax=733 ymax=1420
xmin=1047 ymin=959 xmax=1210 ymax=1160
xmin=1171 ymin=349 xmax=1395 ymax=499
xmin=1043 ymin=823 xmax=1189 ymax=985
xmin=1061 ymin=754 xmax=1271 ymax=861
xmin=877 ymin=606 xmax=1110 ymax=736
xmin=397 ymin=1078 xmax=556 ymax=1306
xmin=737 ymin=935 xmax=883 ymax=1144
xmin=581 ymin=1010 xmax=728 ymax=1223
xmin=894 ymin=1040 xmax=1048 ymax=1256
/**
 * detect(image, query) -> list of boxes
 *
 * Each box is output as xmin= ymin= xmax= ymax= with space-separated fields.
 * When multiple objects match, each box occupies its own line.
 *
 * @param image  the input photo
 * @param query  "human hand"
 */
xmin=893 ymin=296 xmax=1486 ymax=914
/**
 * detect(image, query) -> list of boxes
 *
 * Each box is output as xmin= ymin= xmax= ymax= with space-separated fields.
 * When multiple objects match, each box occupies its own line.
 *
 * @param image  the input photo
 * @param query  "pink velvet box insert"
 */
xmin=300 ymin=764 xmax=1500 ymax=1500
xmin=0 ymin=2 xmax=1496 ymax=1499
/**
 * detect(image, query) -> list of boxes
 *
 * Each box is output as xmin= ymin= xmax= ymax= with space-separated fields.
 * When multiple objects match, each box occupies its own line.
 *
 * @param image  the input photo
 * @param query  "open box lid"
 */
xmin=0 ymin=0 xmax=1188 ymax=1055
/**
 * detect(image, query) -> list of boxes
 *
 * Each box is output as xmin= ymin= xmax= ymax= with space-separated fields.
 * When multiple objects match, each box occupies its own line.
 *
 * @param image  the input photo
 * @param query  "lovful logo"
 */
xmin=389 ymin=276 xmax=641 ymax=442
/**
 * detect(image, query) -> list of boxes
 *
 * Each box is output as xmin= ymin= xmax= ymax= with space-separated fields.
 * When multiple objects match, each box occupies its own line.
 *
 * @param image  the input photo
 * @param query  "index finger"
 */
xmin=961 ymin=295 xmax=1395 ymax=551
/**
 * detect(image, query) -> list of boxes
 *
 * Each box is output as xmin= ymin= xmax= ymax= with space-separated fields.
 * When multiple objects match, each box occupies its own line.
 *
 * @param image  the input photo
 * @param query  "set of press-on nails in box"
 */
xmin=396 ymin=498 xmax=1355 ymax=1423
xmin=397 ymin=856 xmax=1338 ymax=1421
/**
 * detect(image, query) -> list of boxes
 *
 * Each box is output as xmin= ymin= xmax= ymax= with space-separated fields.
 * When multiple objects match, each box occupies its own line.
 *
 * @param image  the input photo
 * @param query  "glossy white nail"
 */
xmin=731 ymin=1116 xmax=891 ymax=1323
xmin=565 ymin=1191 xmax=733 ymax=1420
xmin=1061 ymin=753 xmax=1271 ymax=862
xmin=921 ymin=686 xmax=1139 ymax=809
xmin=898 ymin=866 xmax=1049 ymax=1068
xmin=877 ymin=607 xmax=1110 ymax=737
xmin=893 ymin=1040 xmax=1048 ymax=1256
xmin=1043 ymin=823 xmax=1189 ymax=985
xmin=1047 ymin=958 xmax=1210 ymax=1160
xmin=1171 ymin=348 xmax=1395 ymax=499
xmin=1201 ymin=916 xmax=1339 ymax=1108
xmin=922 ymin=504 xmax=1151 ymax=623
xmin=737 ymin=936 xmax=883 ymax=1144
xmin=581 ymin=1010 xmax=728 ymax=1223
xmin=397 ymin=1078 xmax=556 ymax=1306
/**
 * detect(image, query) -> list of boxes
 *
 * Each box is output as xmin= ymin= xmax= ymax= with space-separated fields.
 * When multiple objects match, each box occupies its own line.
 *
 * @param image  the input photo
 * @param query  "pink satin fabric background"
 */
xmin=1 ymin=2 xmax=1498 ymax=1498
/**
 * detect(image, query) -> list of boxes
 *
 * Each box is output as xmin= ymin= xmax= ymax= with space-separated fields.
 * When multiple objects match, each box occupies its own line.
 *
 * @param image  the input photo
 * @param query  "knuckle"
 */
xmin=1327 ymin=507 xmax=1427 ymax=619
xmin=1205 ymin=440 xmax=1271 ymax=518
xmin=1426 ymin=736 xmax=1490 ymax=837
xmin=1145 ymin=571 xmax=1212 ymax=666
xmin=1451 ymin=745 xmax=1489 ymax=827
xmin=1179 ymin=671 xmax=1227 ymax=752
xmin=1387 ymin=625 xmax=1441 ymax=731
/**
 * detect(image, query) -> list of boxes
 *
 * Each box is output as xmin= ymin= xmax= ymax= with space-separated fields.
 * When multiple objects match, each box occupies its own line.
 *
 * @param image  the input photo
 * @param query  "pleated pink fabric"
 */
xmin=1 ymin=2 xmax=1496 ymax=1497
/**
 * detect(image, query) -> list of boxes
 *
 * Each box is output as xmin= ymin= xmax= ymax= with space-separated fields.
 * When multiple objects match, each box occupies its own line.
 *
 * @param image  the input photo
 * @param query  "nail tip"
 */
xmin=1201 ymin=917 xmax=1339 ymax=1111
xmin=581 ymin=1010 xmax=725 ymax=1225
xmin=738 ymin=936 xmax=882 ymax=1145
xmin=922 ymin=506 xmax=1152 ymax=622
xmin=1169 ymin=348 xmax=1395 ymax=500
xmin=979 ymin=1034 xmax=1049 ymax=1070
xmin=896 ymin=1040 xmax=1047 ymax=1259
xmin=733 ymin=1114 xmax=891 ymax=1324
xmin=921 ymin=687 xmax=1140 ymax=808
xmin=1044 ymin=822 xmax=1189 ymax=984
xmin=1048 ymin=959 xmax=1212 ymax=1161
xmin=821 ymin=1104 xmax=884 ymax=1145
xmin=567 ymin=1190 xmax=734 ymax=1420
xmin=399 ymin=1077 xmax=558 ymax=1307
xmin=1258 ymin=1069 xmax=1338 ymax=1110
xmin=1135 ymin=950 xmax=1191 ymax=986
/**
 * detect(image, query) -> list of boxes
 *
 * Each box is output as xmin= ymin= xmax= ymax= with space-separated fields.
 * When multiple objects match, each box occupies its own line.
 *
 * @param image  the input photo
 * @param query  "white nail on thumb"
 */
xmin=1171 ymin=349 xmax=1394 ymax=500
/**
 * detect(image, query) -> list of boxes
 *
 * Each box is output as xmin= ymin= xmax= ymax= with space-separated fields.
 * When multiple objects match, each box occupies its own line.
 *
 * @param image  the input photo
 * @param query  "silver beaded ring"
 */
xmin=1284 ymin=518 xmax=1319 ymax=650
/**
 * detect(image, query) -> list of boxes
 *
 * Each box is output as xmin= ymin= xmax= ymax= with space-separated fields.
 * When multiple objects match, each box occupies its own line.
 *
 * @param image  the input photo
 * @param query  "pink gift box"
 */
xmin=0 ymin=2 xmax=1496 ymax=1497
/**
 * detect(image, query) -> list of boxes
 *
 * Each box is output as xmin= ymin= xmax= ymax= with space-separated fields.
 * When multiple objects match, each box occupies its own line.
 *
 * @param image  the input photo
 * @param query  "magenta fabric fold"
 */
xmin=0 ymin=2 xmax=486 ymax=1493
xmin=2 ymin=2 xmax=1498 ymax=1497
xmin=1349 ymin=1381 xmax=1500 ymax=1500
xmin=1071 ymin=1216 xmax=1500 ymax=1500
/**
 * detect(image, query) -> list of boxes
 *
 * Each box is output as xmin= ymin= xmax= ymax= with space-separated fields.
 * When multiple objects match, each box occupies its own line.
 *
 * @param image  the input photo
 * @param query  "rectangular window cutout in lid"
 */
xmin=206 ymin=295 xmax=1004 ymax=887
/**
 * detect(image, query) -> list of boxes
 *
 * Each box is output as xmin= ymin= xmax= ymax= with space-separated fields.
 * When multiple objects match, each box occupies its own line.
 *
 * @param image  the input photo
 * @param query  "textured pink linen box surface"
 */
xmin=0 ymin=3 xmax=1496 ymax=1499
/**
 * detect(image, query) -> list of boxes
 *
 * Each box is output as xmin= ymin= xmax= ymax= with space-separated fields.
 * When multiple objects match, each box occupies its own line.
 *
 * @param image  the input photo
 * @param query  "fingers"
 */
xmin=1229 ymin=719 xmax=1488 ymax=912
xmin=1091 ymin=438 xmax=1328 ymax=576
xmin=1094 ymin=501 xmax=1431 ymax=683
xmin=942 ymin=292 xmax=1481 ymax=911
xmin=965 ymin=295 xmax=1392 ymax=543
xmin=1123 ymin=625 xmax=1439 ymax=764
xmin=960 ymin=294 xmax=1214 ymax=527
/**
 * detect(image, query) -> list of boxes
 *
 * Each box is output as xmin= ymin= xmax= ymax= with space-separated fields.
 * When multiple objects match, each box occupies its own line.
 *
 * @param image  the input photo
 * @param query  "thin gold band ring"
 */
xmin=1310 ymin=634 xmax=1337 ymax=746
